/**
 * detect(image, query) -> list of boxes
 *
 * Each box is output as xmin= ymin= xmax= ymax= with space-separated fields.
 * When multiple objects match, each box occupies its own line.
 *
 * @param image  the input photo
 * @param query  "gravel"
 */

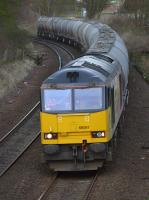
xmin=0 ymin=48 xmax=148 ymax=200
xmin=90 ymin=66 xmax=149 ymax=200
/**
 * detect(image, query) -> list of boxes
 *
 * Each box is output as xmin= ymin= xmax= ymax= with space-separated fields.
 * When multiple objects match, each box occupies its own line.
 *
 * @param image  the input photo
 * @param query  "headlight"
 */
xmin=45 ymin=133 xmax=52 ymax=139
xmin=44 ymin=133 xmax=58 ymax=140
xmin=91 ymin=131 xmax=105 ymax=138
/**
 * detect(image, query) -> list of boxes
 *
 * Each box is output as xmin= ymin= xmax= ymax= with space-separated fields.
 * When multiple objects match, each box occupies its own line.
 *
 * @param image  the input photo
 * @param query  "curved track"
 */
xmin=0 ymin=39 xmax=75 ymax=177
xmin=33 ymin=38 xmax=75 ymax=68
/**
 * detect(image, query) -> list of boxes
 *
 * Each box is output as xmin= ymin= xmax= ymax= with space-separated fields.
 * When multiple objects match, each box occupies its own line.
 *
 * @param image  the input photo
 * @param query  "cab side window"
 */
xmin=111 ymin=87 xmax=115 ymax=126
xmin=119 ymin=74 xmax=123 ymax=108
xmin=108 ymin=87 xmax=115 ymax=127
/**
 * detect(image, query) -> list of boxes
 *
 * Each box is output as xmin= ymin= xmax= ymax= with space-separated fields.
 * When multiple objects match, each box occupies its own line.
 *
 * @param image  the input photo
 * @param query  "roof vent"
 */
xmin=67 ymin=72 xmax=79 ymax=82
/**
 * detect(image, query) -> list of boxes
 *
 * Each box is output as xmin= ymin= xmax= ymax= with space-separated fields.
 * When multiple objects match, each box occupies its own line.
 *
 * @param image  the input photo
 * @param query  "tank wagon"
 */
xmin=38 ymin=17 xmax=129 ymax=171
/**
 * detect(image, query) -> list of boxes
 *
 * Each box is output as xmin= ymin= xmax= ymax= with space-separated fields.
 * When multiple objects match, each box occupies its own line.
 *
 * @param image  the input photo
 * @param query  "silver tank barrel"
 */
xmin=37 ymin=17 xmax=129 ymax=86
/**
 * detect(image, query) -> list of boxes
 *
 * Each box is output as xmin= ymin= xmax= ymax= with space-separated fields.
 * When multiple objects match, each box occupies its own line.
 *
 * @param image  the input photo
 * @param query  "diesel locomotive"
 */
xmin=38 ymin=17 xmax=129 ymax=171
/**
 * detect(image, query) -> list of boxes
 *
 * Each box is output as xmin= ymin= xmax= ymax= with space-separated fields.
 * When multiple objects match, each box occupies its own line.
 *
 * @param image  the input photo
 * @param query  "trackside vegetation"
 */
xmin=0 ymin=1 xmax=29 ymax=62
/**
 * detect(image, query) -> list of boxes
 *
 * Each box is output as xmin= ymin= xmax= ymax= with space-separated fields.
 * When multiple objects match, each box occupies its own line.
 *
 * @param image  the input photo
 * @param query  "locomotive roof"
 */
xmin=42 ymin=55 xmax=119 ymax=88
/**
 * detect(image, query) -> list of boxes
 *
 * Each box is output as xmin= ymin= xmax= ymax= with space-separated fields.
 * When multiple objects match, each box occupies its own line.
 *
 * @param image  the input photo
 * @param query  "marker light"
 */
xmin=92 ymin=131 xmax=105 ymax=138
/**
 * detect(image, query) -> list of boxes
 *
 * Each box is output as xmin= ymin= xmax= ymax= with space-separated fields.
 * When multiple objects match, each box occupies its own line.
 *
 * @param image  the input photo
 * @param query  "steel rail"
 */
xmin=0 ymin=131 xmax=40 ymax=177
xmin=45 ymin=40 xmax=75 ymax=60
xmin=0 ymin=102 xmax=40 ymax=143
xmin=33 ymin=38 xmax=62 ymax=69
xmin=0 ymin=39 xmax=75 ymax=177
xmin=0 ymin=38 xmax=70 ymax=144
xmin=37 ymin=172 xmax=58 ymax=200
xmin=83 ymin=170 xmax=100 ymax=200
xmin=36 ymin=171 xmax=100 ymax=200
xmin=0 ymin=39 xmax=62 ymax=144
xmin=33 ymin=38 xmax=75 ymax=66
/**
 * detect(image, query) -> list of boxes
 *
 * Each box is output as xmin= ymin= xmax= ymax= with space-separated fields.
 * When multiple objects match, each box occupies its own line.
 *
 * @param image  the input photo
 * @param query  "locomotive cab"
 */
xmin=40 ymin=63 xmax=116 ymax=171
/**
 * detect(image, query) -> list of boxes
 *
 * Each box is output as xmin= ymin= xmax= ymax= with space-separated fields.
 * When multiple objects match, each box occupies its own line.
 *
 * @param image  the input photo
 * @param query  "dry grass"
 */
xmin=107 ymin=15 xmax=149 ymax=51
xmin=0 ymin=59 xmax=35 ymax=99
xmin=132 ymin=53 xmax=149 ymax=83
xmin=122 ymin=32 xmax=149 ymax=53
xmin=141 ymin=55 xmax=149 ymax=74
xmin=0 ymin=1 xmax=37 ymax=99
xmin=107 ymin=15 xmax=149 ymax=83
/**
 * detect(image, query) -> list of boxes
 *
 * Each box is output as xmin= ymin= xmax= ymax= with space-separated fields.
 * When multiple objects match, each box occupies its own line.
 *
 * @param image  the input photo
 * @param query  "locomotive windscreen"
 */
xmin=41 ymin=87 xmax=104 ymax=113
xmin=43 ymin=89 xmax=72 ymax=111
xmin=74 ymin=88 xmax=103 ymax=110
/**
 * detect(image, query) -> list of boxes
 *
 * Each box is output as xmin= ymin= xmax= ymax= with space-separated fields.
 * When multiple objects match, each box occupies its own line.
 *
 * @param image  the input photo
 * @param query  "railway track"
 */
xmin=33 ymin=38 xmax=75 ymax=68
xmin=83 ymin=170 xmax=100 ymax=200
xmin=37 ymin=170 xmax=100 ymax=200
xmin=0 ymin=39 xmax=75 ymax=177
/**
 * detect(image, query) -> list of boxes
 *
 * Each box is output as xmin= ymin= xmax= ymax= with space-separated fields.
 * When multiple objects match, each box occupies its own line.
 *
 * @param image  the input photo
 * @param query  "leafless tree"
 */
xmin=84 ymin=0 xmax=108 ymax=19
xmin=123 ymin=0 xmax=149 ymax=26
